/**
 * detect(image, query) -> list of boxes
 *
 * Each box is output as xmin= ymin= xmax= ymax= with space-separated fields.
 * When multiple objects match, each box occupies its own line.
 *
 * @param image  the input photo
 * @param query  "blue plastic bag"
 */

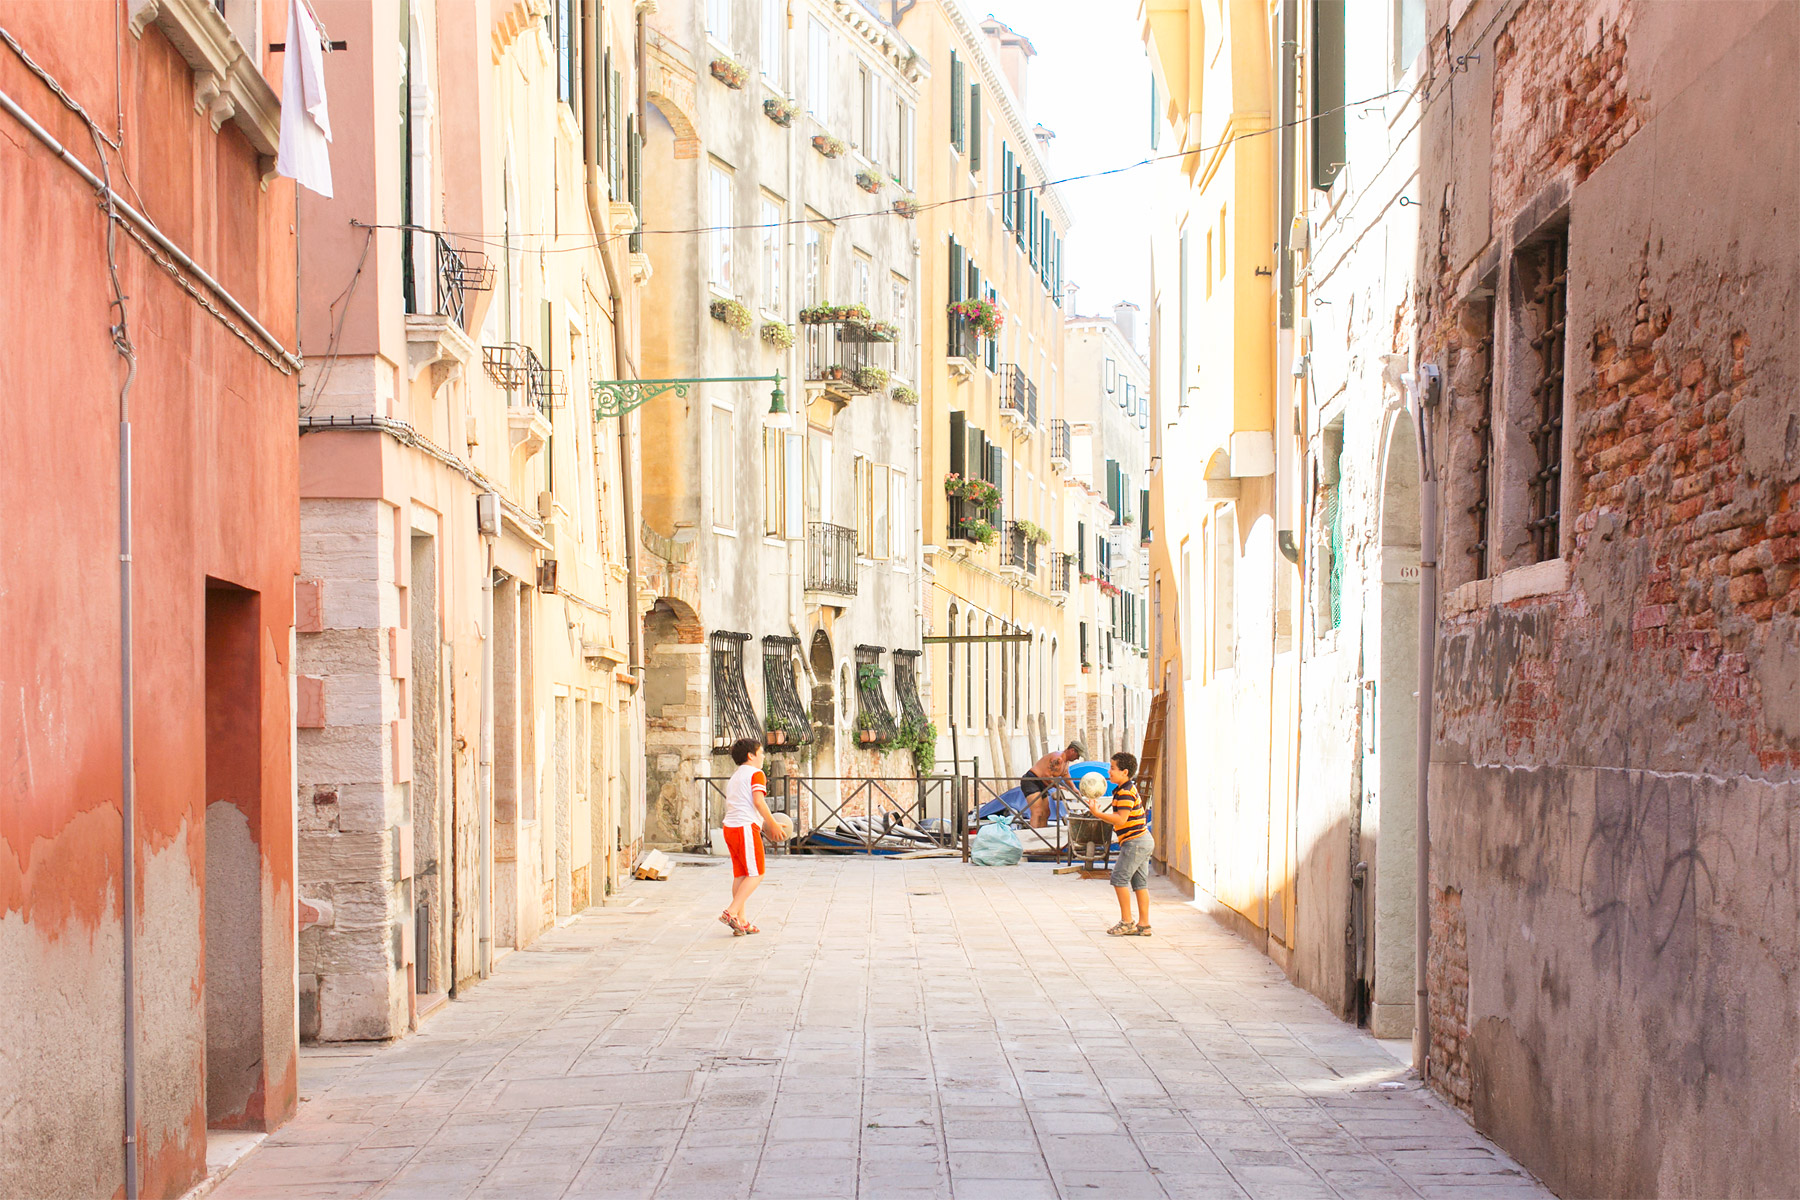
xmin=970 ymin=815 xmax=1024 ymax=866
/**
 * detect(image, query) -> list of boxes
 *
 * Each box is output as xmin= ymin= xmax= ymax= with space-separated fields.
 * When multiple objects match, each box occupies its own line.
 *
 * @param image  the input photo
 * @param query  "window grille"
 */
xmin=1523 ymin=230 xmax=1568 ymax=562
xmin=710 ymin=631 xmax=760 ymax=752
xmin=1467 ymin=305 xmax=1495 ymax=578
xmin=1324 ymin=484 xmax=1344 ymax=630
xmin=760 ymin=636 xmax=812 ymax=751
xmin=853 ymin=646 xmax=899 ymax=740
xmin=893 ymin=650 xmax=928 ymax=729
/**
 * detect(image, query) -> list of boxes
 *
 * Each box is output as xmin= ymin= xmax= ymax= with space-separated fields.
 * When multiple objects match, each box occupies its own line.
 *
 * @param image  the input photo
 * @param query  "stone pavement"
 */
xmin=212 ymin=856 xmax=1551 ymax=1199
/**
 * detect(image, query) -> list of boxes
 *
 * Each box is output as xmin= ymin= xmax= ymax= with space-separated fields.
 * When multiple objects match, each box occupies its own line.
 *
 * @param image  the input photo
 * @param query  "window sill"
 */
xmin=712 ymin=526 xmax=739 ymax=539
xmin=130 ymin=0 xmax=280 ymax=170
xmin=1446 ymin=558 xmax=1568 ymax=615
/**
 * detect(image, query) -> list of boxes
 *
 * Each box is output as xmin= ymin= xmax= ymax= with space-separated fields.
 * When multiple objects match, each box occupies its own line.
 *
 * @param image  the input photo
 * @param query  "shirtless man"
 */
xmin=1020 ymin=742 xmax=1083 ymax=828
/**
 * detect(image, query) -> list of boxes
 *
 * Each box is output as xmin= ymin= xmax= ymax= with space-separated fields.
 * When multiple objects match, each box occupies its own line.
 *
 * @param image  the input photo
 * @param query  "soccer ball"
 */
xmin=767 ymin=812 xmax=795 ymax=838
xmin=1078 ymin=773 xmax=1107 ymax=800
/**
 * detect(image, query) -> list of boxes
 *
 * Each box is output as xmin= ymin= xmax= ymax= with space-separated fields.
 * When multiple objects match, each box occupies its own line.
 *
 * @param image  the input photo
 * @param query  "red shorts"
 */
xmin=723 ymin=824 xmax=765 ymax=878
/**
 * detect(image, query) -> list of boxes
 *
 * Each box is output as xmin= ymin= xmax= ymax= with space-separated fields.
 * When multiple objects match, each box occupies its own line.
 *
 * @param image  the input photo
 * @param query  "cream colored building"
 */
xmin=898 ymin=4 xmax=1074 ymax=782
xmin=1063 ymin=306 xmax=1153 ymax=760
xmin=295 ymin=0 xmax=646 ymax=1040
xmin=634 ymin=0 xmax=929 ymax=845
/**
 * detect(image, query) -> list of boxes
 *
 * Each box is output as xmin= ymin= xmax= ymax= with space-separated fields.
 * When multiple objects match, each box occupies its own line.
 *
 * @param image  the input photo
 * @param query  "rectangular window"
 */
xmin=709 ymin=165 xmax=734 ymax=290
xmin=1468 ymin=300 xmax=1496 ymax=579
xmin=854 ymin=456 xmax=872 ymax=556
xmin=852 ymin=253 xmax=871 ymax=309
xmin=891 ymin=273 xmax=911 ymax=368
xmin=712 ymin=406 xmax=736 ymax=529
xmin=761 ymin=195 xmax=783 ymax=312
xmin=900 ymin=104 xmax=916 ymax=189
xmin=1149 ymin=74 xmax=1160 ymax=151
xmin=949 ymin=51 xmax=964 ymax=150
xmin=707 ymin=0 xmax=732 ymax=51
xmin=888 ymin=468 xmax=906 ymax=562
xmin=873 ymin=464 xmax=890 ymax=560
xmin=1104 ymin=357 xmax=1117 ymax=394
xmin=1001 ymin=143 xmax=1014 ymax=227
xmin=1214 ymin=507 xmax=1236 ymax=670
xmin=857 ymin=64 xmax=874 ymax=157
xmin=809 ymin=434 xmax=834 ymax=525
xmin=802 ymin=223 xmax=822 ymax=305
xmin=1392 ymin=0 xmax=1426 ymax=82
xmin=762 ymin=0 xmax=784 ymax=87
xmin=764 ymin=428 xmax=786 ymax=537
xmin=785 ymin=431 xmax=803 ymax=535
xmin=556 ymin=0 xmax=578 ymax=108
xmin=1520 ymin=226 xmax=1569 ymax=563
xmin=807 ymin=19 xmax=830 ymax=123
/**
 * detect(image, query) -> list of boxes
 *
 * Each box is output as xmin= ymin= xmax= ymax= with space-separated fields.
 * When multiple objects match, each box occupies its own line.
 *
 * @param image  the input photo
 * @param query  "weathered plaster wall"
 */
xmin=1417 ymin=1 xmax=1800 ymax=1193
xmin=0 ymin=4 xmax=299 ymax=1195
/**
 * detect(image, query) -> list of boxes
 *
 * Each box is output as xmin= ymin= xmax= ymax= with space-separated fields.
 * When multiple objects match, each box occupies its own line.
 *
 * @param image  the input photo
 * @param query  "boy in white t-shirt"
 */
xmin=720 ymin=737 xmax=787 ymax=935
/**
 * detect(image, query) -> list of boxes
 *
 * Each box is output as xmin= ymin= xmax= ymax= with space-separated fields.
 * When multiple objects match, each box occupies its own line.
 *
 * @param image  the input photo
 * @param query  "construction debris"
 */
xmin=633 ymin=849 xmax=673 ymax=881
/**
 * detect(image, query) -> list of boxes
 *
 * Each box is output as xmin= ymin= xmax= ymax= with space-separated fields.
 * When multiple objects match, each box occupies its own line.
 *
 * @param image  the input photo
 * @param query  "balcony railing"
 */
xmin=1048 ymin=551 xmax=1072 ymax=596
xmin=1000 ymin=522 xmax=1038 ymax=575
xmin=998 ymin=365 xmax=1039 ymax=428
xmin=1049 ymin=419 xmax=1070 ymax=467
xmin=805 ymin=322 xmax=890 ymax=394
xmin=947 ymin=498 xmax=998 ymax=544
xmin=806 ymin=522 xmax=858 ymax=596
xmin=946 ymin=312 xmax=979 ymax=362
xmin=436 ymin=235 xmax=493 ymax=329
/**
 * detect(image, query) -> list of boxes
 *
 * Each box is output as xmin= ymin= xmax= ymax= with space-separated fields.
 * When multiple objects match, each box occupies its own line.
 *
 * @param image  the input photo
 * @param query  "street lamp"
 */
xmin=591 ymin=374 xmax=789 ymax=428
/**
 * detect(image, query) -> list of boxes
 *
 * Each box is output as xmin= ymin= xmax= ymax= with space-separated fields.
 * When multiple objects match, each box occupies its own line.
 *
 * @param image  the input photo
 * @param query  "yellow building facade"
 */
xmin=1142 ymin=0 xmax=1300 ymax=951
xmin=898 ymin=4 xmax=1074 ymax=782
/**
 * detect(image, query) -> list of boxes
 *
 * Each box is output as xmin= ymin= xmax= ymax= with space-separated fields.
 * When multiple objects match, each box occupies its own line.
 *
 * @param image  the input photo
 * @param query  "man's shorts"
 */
xmin=723 ymin=824 xmax=765 ymax=879
xmin=1111 ymin=834 xmax=1154 ymax=890
xmin=1019 ymin=773 xmax=1049 ymax=796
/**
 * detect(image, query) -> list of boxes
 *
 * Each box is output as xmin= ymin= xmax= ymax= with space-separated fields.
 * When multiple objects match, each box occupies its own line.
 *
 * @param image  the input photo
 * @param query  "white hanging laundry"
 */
xmin=275 ymin=0 xmax=333 ymax=197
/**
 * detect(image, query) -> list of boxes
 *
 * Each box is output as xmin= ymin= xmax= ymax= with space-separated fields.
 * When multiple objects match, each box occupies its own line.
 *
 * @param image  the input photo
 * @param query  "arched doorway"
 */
xmin=643 ymin=597 xmax=705 ymax=848
xmin=1367 ymin=417 xmax=1421 ymax=1038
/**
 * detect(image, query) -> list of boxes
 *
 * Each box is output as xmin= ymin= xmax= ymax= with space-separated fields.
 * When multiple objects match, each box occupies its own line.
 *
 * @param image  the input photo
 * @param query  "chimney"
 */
xmin=979 ymin=16 xmax=1036 ymax=110
xmin=1063 ymin=281 xmax=1081 ymax=316
xmin=1112 ymin=302 xmax=1139 ymax=349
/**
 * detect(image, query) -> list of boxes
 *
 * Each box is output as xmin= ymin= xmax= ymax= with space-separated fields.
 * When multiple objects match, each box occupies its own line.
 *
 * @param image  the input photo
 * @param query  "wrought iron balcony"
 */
xmin=999 ymin=522 xmax=1038 ymax=575
xmin=806 ymin=522 xmax=858 ymax=596
xmin=805 ymin=321 xmax=891 ymax=396
xmin=436 ymin=235 xmax=493 ymax=329
xmin=481 ymin=342 xmax=561 ymax=413
xmin=998 ymin=365 xmax=1039 ymax=428
xmin=1048 ymin=551 xmax=1072 ymax=597
xmin=946 ymin=312 xmax=979 ymax=364
xmin=1049 ymin=419 xmax=1070 ymax=468
xmin=947 ymin=498 xmax=998 ymax=545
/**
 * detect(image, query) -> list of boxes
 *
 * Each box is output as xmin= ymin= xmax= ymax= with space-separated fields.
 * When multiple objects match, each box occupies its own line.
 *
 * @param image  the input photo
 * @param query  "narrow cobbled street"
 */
xmin=211 ymin=859 xmax=1547 ymax=1200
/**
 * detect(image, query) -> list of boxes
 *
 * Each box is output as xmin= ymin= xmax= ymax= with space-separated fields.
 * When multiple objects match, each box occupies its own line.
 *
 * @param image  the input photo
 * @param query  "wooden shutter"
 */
xmin=949 ymin=52 xmax=964 ymax=150
xmin=948 ymin=237 xmax=964 ymax=302
xmin=1077 ymin=520 xmax=1086 ymax=572
xmin=969 ymin=84 xmax=982 ymax=171
xmin=949 ymin=410 xmax=966 ymax=477
xmin=1001 ymin=144 xmax=1012 ymax=226
xmin=1312 ymin=1 xmax=1347 ymax=189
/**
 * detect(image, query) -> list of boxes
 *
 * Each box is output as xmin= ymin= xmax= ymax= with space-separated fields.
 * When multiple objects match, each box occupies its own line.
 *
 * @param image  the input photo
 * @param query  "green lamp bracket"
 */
xmin=592 ymin=375 xmax=787 ymax=421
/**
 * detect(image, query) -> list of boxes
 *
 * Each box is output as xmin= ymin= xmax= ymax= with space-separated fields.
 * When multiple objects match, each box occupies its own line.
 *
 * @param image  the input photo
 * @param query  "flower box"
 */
xmin=710 ymin=57 xmax=749 ymax=89
xmin=710 ymin=298 xmax=752 ymax=335
xmin=798 ymin=303 xmax=872 ymax=325
xmin=761 ymin=320 xmax=795 ymax=350
xmin=849 ymin=365 xmax=889 ymax=392
xmin=763 ymin=96 xmax=798 ymax=126
xmin=855 ymin=170 xmax=882 ymax=194
xmin=892 ymin=384 xmax=919 ymax=405
xmin=892 ymin=197 xmax=918 ymax=218
xmin=812 ymin=133 xmax=847 ymax=159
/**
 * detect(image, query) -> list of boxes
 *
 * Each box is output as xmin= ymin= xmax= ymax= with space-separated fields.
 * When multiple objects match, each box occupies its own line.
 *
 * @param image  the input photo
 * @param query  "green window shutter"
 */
xmin=626 ymin=117 xmax=642 ymax=252
xmin=1001 ymin=144 xmax=1012 ymax=226
xmin=1312 ymin=1 xmax=1347 ymax=189
xmin=1077 ymin=520 xmax=1086 ymax=572
xmin=1150 ymin=75 xmax=1160 ymax=152
xmin=950 ymin=53 xmax=964 ymax=150
xmin=949 ymin=411 xmax=966 ymax=477
xmin=969 ymin=84 xmax=982 ymax=171
xmin=1140 ymin=488 xmax=1150 ymax=536
xmin=1015 ymin=167 xmax=1027 ymax=250
xmin=948 ymin=238 xmax=963 ymax=302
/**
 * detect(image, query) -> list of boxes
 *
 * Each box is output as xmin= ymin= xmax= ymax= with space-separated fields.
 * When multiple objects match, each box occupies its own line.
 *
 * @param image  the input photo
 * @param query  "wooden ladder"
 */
xmin=1139 ymin=690 xmax=1169 ymax=842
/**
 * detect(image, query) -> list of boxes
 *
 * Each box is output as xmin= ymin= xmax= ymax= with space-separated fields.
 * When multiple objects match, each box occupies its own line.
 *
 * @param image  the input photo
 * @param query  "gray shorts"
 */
xmin=1111 ymin=835 xmax=1154 ymax=890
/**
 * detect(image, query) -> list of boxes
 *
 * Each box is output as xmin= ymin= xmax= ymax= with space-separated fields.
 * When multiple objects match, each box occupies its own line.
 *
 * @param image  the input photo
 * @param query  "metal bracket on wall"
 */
xmin=592 ymin=375 xmax=786 ymax=421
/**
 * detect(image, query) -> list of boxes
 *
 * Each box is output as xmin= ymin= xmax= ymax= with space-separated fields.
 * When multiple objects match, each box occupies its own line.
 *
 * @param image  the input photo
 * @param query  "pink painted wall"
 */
xmin=0 ymin=3 xmax=299 ymax=1196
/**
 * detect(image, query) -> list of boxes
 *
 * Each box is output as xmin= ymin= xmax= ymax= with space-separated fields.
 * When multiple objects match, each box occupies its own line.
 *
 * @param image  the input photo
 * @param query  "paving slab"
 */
xmin=210 ymin=856 xmax=1550 ymax=1199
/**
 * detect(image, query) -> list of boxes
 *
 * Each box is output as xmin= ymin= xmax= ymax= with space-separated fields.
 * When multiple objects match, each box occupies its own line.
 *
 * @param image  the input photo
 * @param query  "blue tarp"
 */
xmin=974 ymin=761 xmax=1115 ymax=822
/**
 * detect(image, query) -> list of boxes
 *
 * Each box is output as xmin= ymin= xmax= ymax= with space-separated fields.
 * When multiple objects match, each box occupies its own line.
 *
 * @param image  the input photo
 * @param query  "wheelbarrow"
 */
xmin=1066 ymin=814 xmax=1114 ymax=874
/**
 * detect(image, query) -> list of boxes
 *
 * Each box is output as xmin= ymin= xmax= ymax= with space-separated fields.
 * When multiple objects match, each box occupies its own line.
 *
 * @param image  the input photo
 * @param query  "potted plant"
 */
xmin=943 ymin=473 xmax=972 ymax=500
xmin=849 ymin=365 xmax=889 ymax=392
xmin=710 ymin=297 xmax=753 ymax=335
xmin=765 ymin=712 xmax=789 ymax=747
xmin=761 ymin=320 xmax=795 ymax=350
xmin=892 ymin=196 xmax=918 ymax=218
xmin=892 ymin=384 xmax=919 ymax=405
xmin=962 ymin=517 xmax=997 ymax=546
xmin=854 ymin=711 xmax=880 ymax=745
xmin=947 ymin=296 xmax=1004 ymax=338
xmin=855 ymin=169 xmax=883 ymax=194
xmin=841 ymin=319 xmax=899 ymax=343
xmin=1014 ymin=519 xmax=1050 ymax=545
xmin=763 ymin=96 xmax=798 ymax=126
xmin=710 ymin=56 xmax=749 ymax=88
xmin=812 ymin=133 xmax=847 ymax=159
xmin=962 ymin=479 xmax=1000 ymax=508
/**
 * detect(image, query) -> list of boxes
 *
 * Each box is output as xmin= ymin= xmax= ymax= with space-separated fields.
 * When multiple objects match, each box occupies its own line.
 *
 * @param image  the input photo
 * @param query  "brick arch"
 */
xmin=647 ymin=92 xmax=700 ymax=160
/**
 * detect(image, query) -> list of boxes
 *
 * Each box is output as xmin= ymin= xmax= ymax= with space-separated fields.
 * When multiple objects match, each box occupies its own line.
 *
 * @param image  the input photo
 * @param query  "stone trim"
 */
xmin=129 ymin=0 xmax=281 ymax=166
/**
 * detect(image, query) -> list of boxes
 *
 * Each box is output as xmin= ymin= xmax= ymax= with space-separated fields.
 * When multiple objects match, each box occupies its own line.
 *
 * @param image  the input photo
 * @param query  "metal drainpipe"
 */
xmin=1412 ymin=371 xmax=1440 ymax=1075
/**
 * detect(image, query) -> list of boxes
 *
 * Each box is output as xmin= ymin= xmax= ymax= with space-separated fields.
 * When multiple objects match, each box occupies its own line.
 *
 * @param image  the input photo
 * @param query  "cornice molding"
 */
xmin=129 ymin=0 xmax=281 ymax=170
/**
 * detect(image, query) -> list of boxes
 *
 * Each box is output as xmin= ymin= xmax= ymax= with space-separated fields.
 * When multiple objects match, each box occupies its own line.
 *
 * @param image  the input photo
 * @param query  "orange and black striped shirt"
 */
xmin=1110 ymin=783 xmax=1147 ymax=843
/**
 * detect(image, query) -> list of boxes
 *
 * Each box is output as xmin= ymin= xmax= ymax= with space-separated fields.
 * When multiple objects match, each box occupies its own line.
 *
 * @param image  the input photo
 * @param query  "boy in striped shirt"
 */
xmin=1096 ymin=751 xmax=1154 ymax=936
xmin=720 ymin=737 xmax=786 ymax=935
